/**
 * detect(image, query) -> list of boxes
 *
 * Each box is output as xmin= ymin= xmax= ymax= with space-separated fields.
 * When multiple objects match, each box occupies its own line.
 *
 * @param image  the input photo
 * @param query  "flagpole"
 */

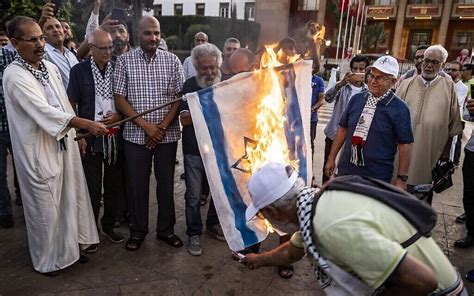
xmin=359 ymin=5 xmax=368 ymax=54
xmin=353 ymin=0 xmax=362 ymax=52
xmin=341 ymin=0 xmax=351 ymax=61
xmin=354 ymin=1 xmax=364 ymax=53
xmin=348 ymin=13 xmax=355 ymax=55
xmin=335 ymin=0 xmax=346 ymax=64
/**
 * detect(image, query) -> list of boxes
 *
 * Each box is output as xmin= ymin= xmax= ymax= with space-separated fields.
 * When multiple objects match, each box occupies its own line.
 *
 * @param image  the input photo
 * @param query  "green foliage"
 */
xmin=0 ymin=0 xmax=43 ymax=30
xmin=157 ymin=15 xmax=260 ymax=51
xmin=363 ymin=23 xmax=387 ymax=51
xmin=56 ymin=0 xmax=73 ymax=24
xmin=165 ymin=35 xmax=180 ymax=51
xmin=183 ymin=24 xmax=210 ymax=49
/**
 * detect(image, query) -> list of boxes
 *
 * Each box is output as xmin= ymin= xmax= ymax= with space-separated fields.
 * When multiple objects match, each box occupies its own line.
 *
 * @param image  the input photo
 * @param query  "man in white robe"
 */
xmin=2 ymin=16 xmax=109 ymax=275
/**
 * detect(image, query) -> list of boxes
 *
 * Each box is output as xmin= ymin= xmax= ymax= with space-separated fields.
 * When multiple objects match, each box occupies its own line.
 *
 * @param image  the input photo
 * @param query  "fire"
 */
xmin=244 ymin=44 xmax=298 ymax=174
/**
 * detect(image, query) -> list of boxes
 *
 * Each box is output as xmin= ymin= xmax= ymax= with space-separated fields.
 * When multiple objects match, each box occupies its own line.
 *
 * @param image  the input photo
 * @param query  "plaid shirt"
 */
xmin=113 ymin=48 xmax=185 ymax=145
xmin=0 ymin=48 xmax=15 ymax=132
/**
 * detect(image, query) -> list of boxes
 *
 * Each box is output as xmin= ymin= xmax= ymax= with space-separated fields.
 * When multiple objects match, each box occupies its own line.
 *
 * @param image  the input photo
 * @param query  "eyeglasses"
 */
xmin=444 ymin=68 xmax=459 ymax=72
xmin=414 ymin=55 xmax=424 ymax=60
xmin=14 ymin=35 xmax=47 ymax=43
xmin=90 ymin=44 xmax=113 ymax=53
xmin=423 ymin=58 xmax=442 ymax=66
xmin=367 ymin=73 xmax=392 ymax=82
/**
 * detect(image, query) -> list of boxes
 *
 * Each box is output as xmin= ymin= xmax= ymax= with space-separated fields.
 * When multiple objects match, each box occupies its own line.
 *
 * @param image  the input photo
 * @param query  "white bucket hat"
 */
xmin=245 ymin=162 xmax=298 ymax=221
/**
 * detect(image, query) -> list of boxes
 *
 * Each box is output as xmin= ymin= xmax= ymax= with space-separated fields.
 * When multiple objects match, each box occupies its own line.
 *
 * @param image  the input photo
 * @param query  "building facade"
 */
xmin=152 ymin=0 xmax=256 ymax=21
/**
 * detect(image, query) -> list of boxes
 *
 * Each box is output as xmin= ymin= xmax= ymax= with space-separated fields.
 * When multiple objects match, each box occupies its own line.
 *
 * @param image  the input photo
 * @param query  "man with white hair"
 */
xmin=179 ymin=43 xmax=225 ymax=256
xmin=396 ymin=44 xmax=462 ymax=204
xmin=241 ymin=162 xmax=466 ymax=295
xmin=457 ymin=48 xmax=471 ymax=65
xmin=325 ymin=56 xmax=413 ymax=189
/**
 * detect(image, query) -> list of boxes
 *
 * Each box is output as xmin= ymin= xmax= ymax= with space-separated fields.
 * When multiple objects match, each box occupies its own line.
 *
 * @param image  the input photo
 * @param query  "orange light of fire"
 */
xmin=245 ymin=44 xmax=298 ymax=173
xmin=264 ymin=219 xmax=275 ymax=233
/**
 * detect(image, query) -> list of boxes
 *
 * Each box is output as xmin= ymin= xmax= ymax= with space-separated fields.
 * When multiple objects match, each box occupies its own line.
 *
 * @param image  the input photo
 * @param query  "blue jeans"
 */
xmin=0 ymin=131 xmax=12 ymax=217
xmin=184 ymin=154 xmax=218 ymax=236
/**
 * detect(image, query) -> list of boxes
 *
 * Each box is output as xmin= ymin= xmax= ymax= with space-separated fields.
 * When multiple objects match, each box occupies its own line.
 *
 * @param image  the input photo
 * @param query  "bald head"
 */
xmin=89 ymin=29 xmax=111 ymax=45
xmin=194 ymin=32 xmax=208 ymax=46
xmin=138 ymin=16 xmax=161 ymax=56
xmin=229 ymin=48 xmax=254 ymax=75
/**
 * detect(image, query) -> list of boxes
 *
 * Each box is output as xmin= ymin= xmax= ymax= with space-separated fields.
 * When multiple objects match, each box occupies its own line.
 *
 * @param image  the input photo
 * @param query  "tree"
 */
xmin=362 ymin=23 xmax=387 ymax=52
xmin=165 ymin=35 xmax=180 ymax=50
xmin=0 ymin=0 xmax=43 ymax=30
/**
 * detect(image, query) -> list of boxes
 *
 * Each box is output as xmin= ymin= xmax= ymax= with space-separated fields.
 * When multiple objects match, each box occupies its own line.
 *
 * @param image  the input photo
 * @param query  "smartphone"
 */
xmin=50 ymin=0 xmax=62 ymax=15
xmin=352 ymin=73 xmax=365 ymax=82
xmin=471 ymin=84 xmax=474 ymax=99
xmin=111 ymin=8 xmax=127 ymax=22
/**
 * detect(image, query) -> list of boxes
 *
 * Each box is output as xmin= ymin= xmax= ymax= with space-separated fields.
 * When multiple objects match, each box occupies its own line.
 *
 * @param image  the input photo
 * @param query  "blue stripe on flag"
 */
xmin=282 ymin=68 xmax=308 ymax=182
xmin=197 ymin=87 xmax=259 ymax=247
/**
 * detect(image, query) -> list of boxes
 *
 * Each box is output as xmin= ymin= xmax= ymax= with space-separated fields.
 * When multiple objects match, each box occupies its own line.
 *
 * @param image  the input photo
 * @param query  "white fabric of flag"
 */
xmin=186 ymin=60 xmax=313 ymax=251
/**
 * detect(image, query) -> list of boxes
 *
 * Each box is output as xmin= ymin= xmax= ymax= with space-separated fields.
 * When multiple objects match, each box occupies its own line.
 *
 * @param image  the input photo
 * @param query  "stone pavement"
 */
xmin=1 ymin=116 xmax=474 ymax=295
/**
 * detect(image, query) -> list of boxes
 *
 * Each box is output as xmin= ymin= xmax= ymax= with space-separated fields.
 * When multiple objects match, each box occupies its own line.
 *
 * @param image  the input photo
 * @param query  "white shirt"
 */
xmin=182 ymin=56 xmax=196 ymax=80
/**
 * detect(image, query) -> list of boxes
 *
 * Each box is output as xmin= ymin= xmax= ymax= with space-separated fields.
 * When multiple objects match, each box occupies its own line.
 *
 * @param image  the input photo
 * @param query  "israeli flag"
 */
xmin=186 ymin=60 xmax=313 ymax=251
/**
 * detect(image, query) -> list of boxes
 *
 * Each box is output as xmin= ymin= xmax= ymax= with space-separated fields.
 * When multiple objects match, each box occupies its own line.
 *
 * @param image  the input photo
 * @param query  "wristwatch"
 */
xmin=397 ymin=175 xmax=408 ymax=182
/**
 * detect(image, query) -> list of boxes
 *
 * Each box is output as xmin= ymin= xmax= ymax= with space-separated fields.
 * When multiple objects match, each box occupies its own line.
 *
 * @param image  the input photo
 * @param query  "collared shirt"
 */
xmin=324 ymin=82 xmax=368 ymax=140
xmin=113 ymin=47 xmax=185 ymax=145
xmin=2 ymin=43 xmax=16 ymax=55
xmin=182 ymin=56 xmax=196 ymax=79
xmin=337 ymin=91 xmax=413 ymax=182
xmin=0 ymin=48 xmax=15 ymax=132
xmin=44 ymin=43 xmax=78 ymax=89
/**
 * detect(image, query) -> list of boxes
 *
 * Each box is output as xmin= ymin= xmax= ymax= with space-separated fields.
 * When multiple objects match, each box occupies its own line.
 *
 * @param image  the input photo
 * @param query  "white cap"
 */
xmin=245 ymin=162 xmax=298 ymax=221
xmin=368 ymin=55 xmax=399 ymax=78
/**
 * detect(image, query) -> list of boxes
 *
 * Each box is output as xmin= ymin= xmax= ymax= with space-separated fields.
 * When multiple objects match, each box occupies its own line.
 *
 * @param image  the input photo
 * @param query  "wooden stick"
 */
xmin=74 ymin=96 xmax=185 ymax=141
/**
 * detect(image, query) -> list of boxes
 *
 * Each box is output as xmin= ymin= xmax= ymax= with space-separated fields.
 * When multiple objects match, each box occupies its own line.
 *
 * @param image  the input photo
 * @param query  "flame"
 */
xmin=244 ymin=44 xmax=298 ymax=174
xmin=264 ymin=219 xmax=275 ymax=233
xmin=312 ymin=25 xmax=326 ymax=43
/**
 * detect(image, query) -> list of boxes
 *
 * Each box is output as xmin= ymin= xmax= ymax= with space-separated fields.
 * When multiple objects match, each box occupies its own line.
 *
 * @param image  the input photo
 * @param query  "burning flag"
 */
xmin=185 ymin=51 xmax=313 ymax=251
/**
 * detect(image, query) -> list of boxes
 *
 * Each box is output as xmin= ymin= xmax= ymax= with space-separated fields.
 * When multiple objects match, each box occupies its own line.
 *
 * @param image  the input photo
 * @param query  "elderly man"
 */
xmin=220 ymin=37 xmax=240 ymax=80
xmin=179 ymin=43 xmax=226 ymax=256
xmin=457 ymin=48 xmax=471 ymax=65
xmin=241 ymin=162 xmax=466 ymax=295
xmin=182 ymin=32 xmax=208 ymax=79
xmin=67 ymin=30 xmax=125 ymax=252
xmin=325 ymin=56 xmax=413 ymax=189
xmin=396 ymin=45 xmax=462 ymax=203
xmin=114 ymin=16 xmax=185 ymax=251
xmin=3 ymin=16 xmax=108 ymax=275
xmin=322 ymin=55 xmax=369 ymax=183
xmin=42 ymin=17 xmax=78 ymax=89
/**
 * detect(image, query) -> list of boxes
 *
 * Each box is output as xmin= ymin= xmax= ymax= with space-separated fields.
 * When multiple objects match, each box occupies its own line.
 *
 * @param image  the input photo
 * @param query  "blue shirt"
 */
xmin=337 ymin=91 xmax=414 ymax=182
xmin=44 ymin=43 xmax=78 ymax=90
xmin=311 ymin=75 xmax=325 ymax=122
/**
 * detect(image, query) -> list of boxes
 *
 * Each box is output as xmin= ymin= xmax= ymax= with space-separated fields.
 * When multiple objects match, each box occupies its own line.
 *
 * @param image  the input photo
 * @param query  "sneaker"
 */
xmin=188 ymin=235 xmax=202 ymax=256
xmin=103 ymin=229 xmax=125 ymax=243
xmin=0 ymin=215 xmax=13 ymax=228
xmin=84 ymin=244 xmax=98 ymax=254
xmin=207 ymin=224 xmax=225 ymax=242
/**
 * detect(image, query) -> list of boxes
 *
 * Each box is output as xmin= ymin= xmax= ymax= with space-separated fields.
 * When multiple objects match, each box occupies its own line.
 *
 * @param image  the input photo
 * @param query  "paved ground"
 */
xmin=1 ymin=104 xmax=474 ymax=295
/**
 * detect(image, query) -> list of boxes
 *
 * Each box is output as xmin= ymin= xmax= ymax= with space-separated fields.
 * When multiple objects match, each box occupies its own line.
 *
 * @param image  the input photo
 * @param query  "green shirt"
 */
xmin=291 ymin=190 xmax=458 ymax=291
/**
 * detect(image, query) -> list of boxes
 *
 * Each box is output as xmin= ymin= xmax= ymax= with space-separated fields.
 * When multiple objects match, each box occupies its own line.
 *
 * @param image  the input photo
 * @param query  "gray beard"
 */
xmin=196 ymin=71 xmax=222 ymax=88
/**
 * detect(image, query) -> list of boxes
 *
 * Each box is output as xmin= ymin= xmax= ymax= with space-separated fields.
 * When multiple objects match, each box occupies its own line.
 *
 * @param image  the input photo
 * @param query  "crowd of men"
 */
xmin=1 ymin=0 xmax=474 ymax=293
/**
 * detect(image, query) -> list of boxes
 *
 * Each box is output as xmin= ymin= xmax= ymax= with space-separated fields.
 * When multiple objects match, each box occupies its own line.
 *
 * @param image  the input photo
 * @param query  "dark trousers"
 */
xmin=454 ymin=122 xmax=466 ymax=165
xmin=0 ymin=131 xmax=20 ymax=217
xmin=82 ymin=150 xmax=124 ymax=231
xmin=183 ymin=154 xmax=218 ymax=236
xmin=322 ymin=137 xmax=333 ymax=184
xmin=124 ymin=140 xmax=178 ymax=240
xmin=310 ymin=121 xmax=317 ymax=161
xmin=463 ymin=149 xmax=474 ymax=236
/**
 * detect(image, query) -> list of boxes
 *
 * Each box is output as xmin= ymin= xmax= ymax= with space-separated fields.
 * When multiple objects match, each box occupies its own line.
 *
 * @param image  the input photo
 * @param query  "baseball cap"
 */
xmin=245 ymin=162 xmax=298 ymax=221
xmin=368 ymin=55 xmax=399 ymax=78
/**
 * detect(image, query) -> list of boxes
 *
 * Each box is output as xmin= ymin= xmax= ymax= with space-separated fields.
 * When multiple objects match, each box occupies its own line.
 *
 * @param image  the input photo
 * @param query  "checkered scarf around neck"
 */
xmin=16 ymin=55 xmax=67 ymax=150
xmin=90 ymin=58 xmax=118 ymax=165
xmin=350 ymin=90 xmax=392 ymax=167
xmin=296 ymin=187 xmax=378 ymax=295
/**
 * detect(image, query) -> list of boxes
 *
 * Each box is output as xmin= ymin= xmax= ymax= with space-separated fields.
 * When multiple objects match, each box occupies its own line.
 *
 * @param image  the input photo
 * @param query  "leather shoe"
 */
xmin=156 ymin=234 xmax=183 ymax=248
xmin=455 ymin=213 xmax=467 ymax=223
xmin=454 ymin=236 xmax=474 ymax=248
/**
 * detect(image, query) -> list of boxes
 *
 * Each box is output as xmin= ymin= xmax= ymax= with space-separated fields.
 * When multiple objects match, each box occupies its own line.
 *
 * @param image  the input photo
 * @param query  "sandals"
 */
xmin=156 ymin=234 xmax=183 ymax=248
xmin=125 ymin=238 xmax=143 ymax=251
xmin=278 ymin=265 xmax=294 ymax=279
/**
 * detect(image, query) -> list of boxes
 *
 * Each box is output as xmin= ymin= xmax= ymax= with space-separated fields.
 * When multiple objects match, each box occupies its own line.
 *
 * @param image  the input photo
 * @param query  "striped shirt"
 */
xmin=0 ymin=48 xmax=15 ymax=132
xmin=113 ymin=47 xmax=185 ymax=145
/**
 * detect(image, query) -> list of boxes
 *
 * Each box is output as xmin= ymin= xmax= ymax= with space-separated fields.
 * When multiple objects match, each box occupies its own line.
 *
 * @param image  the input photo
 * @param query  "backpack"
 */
xmin=312 ymin=175 xmax=437 ymax=248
